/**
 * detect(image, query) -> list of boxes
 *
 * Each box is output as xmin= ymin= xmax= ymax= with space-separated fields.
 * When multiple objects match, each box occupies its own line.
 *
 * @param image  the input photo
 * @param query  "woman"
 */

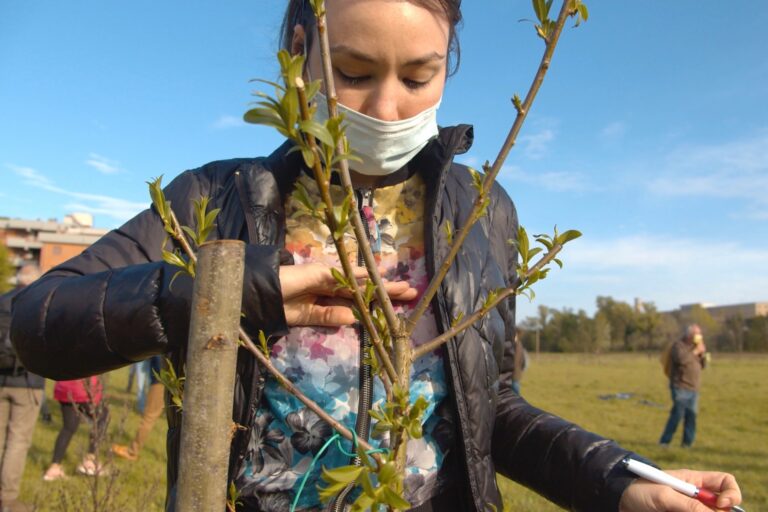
xmin=43 ymin=377 xmax=109 ymax=480
xmin=12 ymin=0 xmax=741 ymax=510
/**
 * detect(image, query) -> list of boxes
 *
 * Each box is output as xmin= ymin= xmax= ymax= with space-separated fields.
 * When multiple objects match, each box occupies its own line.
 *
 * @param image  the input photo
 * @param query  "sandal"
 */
xmin=43 ymin=464 xmax=67 ymax=481
xmin=76 ymin=455 xmax=109 ymax=476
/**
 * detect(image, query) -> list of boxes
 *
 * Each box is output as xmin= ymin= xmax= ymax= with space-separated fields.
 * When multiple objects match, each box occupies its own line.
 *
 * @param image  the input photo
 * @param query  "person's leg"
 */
xmin=0 ymin=387 xmax=13 ymax=498
xmin=681 ymin=390 xmax=699 ymax=447
xmin=82 ymin=402 xmax=109 ymax=455
xmin=0 ymin=388 xmax=42 ymax=502
xmin=659 ymin=387 xmax=683 ymax=444
xmin=130 ymin=383 xmax=165 ymax=455
xmin=135 ymin=360 xmax=150 ymax=414
xmin=126 ymin=363 xmax=137 ymax=393
xmin=77 ymin=403 xmax=110 ymax=476
xmin=44 ymin=402 xmax=80 ymax=480
xmin=0 ymin=387 xmax=12 ymax=464
xmin=51 ymin=402 xmax=80 ymax=464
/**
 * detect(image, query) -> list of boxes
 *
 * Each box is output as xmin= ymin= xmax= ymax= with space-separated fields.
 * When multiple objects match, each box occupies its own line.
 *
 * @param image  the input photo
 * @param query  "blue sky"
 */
xmin=2 ymin=1 xmax=767 ymax=321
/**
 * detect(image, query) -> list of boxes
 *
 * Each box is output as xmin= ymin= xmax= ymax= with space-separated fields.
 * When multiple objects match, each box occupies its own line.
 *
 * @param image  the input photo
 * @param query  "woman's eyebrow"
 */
xmin=330 ymin=44 xmax=445 ymax=66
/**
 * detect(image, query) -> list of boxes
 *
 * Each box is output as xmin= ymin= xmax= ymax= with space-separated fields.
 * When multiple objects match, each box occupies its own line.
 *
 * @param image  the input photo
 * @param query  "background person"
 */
xmin=0 ymin=266 xmax=44 ymax=512
xmin=43 ymin=376 xmax=110 ymax=480
xmin=659 ymin=324 xmax=708 ymax=448
xmin=112 ymin=355 xmax=165 ymax=461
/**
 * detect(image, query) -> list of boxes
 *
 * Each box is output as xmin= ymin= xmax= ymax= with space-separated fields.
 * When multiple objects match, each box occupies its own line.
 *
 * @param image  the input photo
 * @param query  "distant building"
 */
xmin=678 ymin=302 xmax=768 ymax=322
xmin=0 ymin=213 xmax=108 ymax=284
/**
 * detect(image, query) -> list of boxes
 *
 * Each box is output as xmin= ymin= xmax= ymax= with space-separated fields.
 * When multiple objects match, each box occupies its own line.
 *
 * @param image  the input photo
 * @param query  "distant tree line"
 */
xmin=518 ymin=296 xmax=768 ymax=353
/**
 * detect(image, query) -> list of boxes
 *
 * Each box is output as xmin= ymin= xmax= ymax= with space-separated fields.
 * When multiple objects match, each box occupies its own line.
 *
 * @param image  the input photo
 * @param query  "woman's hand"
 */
xmin=279 ymin=263 xmax=417 ymax=327
xmin=619 ymin=469 xmax=742 ymax=511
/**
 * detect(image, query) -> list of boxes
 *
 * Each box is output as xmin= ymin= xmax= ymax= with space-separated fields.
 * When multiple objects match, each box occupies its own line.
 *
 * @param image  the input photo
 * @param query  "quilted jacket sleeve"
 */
xmin=10 ymin=167 xmax=287 ymax=380
xmin=488 ymin=184 xmax=638 ymax=511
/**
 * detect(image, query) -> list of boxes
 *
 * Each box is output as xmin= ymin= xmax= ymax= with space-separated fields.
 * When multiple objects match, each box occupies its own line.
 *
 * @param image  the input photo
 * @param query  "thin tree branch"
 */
xmin=238 ymin=326 xmax=381 ymax=459
xmin=295 ymin=79 xmax=398 ymax=386
xmin=412 ymin=245 xmax=563 ymax=361
xmin=170 ymin=210 xmax=197 ymax=264
xmin=405 ymin=0 xmax=574 ymax=336
xmin=314 ymin=8 xmax=403 ymax=342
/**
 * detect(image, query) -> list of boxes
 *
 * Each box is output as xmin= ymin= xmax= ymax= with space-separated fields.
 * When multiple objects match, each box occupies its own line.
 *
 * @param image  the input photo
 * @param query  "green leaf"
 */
xmin=381 ymin=487 xmax=411 ymax=510
xmin=528 ymin=247 xmax=543 ymax=259
xmin=299 ymin=120 xmax=335 ymax=147
xmin=408 ymin=420 xmax=423 ymax=439
xmin=554 ymin=258 xmax=563 ymax=269
xmin=243 ymin=107 xmax=284 ymax=128
xmin=162 ymin=250 xmax=187 ymax=269
xmin=443 ymin=220 xmax=454 ymax=245
xmin=512 ymin=94 xmax=523 ymax=113
xmin=330 ymin=267 xmax=350 ymax=291
xmin=377 ymin=462 xmax=397 ymax=485
xmin=350 ymin=493 xmax=375 ymax=512
xmin=181 ymin=226 xmax=198 ymax=246
xmin=168 ymin=270 xmax=186 ymax=291
xmin=258 ymin=330 xmax=270 ymax=357
xmin=301 ymin=147 xmax=316 ymax=169
xmin=468 ymin=166 xmax=484 ymax=194
xmin=318 ymin=482 xmax=347 ymax=502
xmin=517 ymin=226 xmax=530 ymax=262
xmin=321 ymin=465 xmax=363 ymax=485
xmin=557 ymin=229 xmax=582 ymax=245
xmin=363 ymin=279 xmax=376 ymax=306
xmin=358 ymin=470 xmax=377 ymax=497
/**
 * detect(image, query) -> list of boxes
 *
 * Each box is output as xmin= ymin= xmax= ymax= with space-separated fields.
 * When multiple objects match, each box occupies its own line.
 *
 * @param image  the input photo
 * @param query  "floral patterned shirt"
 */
xmin=236 ymin=171 xmax=453 ymax=510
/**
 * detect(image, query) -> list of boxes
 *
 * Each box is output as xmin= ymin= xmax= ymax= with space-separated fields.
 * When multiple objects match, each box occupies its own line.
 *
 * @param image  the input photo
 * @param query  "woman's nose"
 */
xmin=361 ymin=83 xmax=400 ymax=121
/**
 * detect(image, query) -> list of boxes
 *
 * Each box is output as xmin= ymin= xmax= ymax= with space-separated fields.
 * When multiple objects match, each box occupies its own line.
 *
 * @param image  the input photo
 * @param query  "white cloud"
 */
xmin=647 ymin=133 xmax=768 ymax=217
xmin=85 ymin=153 xmax=122 ymax=174
xmin=456 ymin=155 xmax=480 ymax=168
xmin=502 ymin=164 xmax=589 ymax=192
xmin=212 ymin=114 xmax=245 ymax=130
xmin=516 ymin=233 xmax=768 ymax=317
xmin=518 ymin=129 xmax=554 ymax=160
xmin=566 ymin=234 xmax=767 ymax=269
xmin=599 ymin=121 xmax=627 ymax=140
xmin=6 ymin=164 xmax=146 ymax=222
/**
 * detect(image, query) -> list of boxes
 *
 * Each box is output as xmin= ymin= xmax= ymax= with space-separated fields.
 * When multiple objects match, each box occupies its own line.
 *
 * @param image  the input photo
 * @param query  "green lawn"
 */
xmin=16 ymin=353 xmax=767 ymax=511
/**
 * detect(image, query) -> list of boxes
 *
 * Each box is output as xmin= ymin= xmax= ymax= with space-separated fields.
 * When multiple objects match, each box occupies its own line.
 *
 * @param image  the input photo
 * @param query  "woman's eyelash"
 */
xmin=403 ymin=78 xmax=429 ymax=90
xmin=337 ymin=70 xmax=368 ymax=85
xmin=336 ymin=69 xmax=430 ymax=90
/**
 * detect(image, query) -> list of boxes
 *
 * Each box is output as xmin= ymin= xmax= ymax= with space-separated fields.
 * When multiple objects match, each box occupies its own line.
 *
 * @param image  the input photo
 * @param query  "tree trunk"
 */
xmin=176 ymin=240 xmax=245 ymax=512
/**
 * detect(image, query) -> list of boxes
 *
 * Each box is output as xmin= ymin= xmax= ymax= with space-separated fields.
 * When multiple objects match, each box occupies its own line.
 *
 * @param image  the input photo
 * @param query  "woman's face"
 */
xmin=295 ymin=0 xmax=450 ymax=121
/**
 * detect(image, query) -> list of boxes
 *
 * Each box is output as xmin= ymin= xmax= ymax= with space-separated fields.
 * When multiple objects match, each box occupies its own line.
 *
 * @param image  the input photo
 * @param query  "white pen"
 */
xmin=622 ymin=457 xmax=745 ymax=512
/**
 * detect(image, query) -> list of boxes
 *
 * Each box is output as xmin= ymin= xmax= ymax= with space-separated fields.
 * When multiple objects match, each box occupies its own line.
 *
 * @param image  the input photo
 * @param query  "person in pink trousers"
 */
xmin=42 ymin=376 xmax=109 ymax=480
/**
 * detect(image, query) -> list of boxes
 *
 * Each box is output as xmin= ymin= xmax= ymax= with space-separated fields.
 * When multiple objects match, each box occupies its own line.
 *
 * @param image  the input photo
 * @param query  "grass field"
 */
xmin=15 ymin=353 xmax=767 ymax=511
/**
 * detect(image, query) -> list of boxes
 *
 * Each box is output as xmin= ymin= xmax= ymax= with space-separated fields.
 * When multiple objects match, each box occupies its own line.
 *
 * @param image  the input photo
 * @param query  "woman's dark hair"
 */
xmin=280 ymin=0 xmax=462 ymax=76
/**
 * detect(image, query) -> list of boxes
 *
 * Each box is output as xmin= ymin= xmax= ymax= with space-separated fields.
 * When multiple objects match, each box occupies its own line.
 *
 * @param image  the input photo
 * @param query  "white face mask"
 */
xmin=313 ymin=92 xmax=441 ymax=176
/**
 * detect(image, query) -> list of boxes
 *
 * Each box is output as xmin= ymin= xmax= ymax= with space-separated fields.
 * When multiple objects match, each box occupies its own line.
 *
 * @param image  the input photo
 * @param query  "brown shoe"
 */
xmin=111 ymin=444 xmax=138 ymax=461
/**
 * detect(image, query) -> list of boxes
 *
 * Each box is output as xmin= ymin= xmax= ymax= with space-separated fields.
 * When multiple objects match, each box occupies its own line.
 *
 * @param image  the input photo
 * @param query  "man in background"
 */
xmin=0 ymin=265 xmax=44 ymax=512
xmin=659 ymin=323 xmax=708 ymax=448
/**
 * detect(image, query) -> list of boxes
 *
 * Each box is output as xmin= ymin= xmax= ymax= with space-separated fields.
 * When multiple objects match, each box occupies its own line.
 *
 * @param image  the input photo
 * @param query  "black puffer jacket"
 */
xmin=12 ymin=125 xmax=637 ymax=511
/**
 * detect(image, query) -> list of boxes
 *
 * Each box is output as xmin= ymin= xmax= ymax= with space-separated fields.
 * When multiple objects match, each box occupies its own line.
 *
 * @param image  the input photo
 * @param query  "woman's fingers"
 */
xmin=280 ymin=263 xmax=417 ymax=301
xmin=619 ymin=470 xmax=743 ymax=512
xmin=666 ymin=470 xmax=742 ymax=511
xmin=381 ymin=280 xmax=419 ymax=301
xmin=284 ymin=296 xmax=357 ymax=326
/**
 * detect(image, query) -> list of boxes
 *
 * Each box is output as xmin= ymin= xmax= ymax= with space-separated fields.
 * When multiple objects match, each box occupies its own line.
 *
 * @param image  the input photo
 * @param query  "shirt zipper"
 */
xmin=329 ymin=187 xmax=375 ymax=511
